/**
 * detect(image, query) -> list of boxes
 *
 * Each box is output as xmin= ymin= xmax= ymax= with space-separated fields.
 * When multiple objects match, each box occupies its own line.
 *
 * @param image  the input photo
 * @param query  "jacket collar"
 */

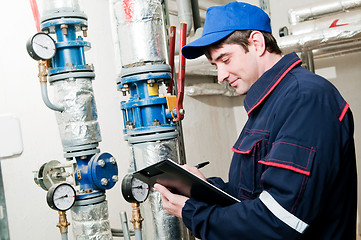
xmin=244 ymin=52 xmax=302 ymax=115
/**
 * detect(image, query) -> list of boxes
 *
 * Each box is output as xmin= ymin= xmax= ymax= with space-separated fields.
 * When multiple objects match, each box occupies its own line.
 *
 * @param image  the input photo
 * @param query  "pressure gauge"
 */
xmin=121 ymin=174 xmax=150 ymax=203
xmin=26 ymin=32 xmax=56 ymax=60
xmin=46 ymin=182 xmax=76 ymax=211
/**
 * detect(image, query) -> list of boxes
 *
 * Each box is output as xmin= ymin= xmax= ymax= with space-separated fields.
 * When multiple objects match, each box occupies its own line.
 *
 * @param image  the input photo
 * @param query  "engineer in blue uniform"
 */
xmin=154 ymin=2 xmax=357 ymax=239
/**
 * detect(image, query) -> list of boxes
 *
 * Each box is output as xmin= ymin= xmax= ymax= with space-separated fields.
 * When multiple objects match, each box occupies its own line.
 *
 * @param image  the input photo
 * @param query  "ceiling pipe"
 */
xmin=288 ymin=0 xmax=361 ymax=25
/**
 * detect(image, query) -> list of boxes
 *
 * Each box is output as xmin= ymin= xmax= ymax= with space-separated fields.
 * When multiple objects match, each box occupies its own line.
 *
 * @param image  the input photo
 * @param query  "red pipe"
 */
xmin=175 ymin=22 xmax=187 ymax=121
xmin=167 ymin=25 xmax=176 ymax=94
xmin=29 ymin=0 xmax=41 ymax=32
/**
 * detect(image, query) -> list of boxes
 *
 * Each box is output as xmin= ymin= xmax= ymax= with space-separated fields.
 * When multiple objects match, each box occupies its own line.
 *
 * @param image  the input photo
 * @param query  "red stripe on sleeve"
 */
xmin=339 ymin=103 xmax=349 ymax=122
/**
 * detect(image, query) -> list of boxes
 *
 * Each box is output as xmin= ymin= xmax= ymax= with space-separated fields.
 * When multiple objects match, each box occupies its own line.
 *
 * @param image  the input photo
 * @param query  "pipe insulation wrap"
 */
xmin=111 ymin=0 xmax=168 ymax=67
xmin=52 ymin=78 xmax=101 ymax=149
xmin=71 ymin=200 xmax=112 ymax=240
xmin=42 ymin=0 xmax=81 ymax=12
xmin=278 ymin=23 xmax=361 ymax=54
xmin=284 ymin=9 xmax=361 ymax=36
xmin=288 ymin=0 xmax=361 ymax=25
xmin=132 ymin=139 xmax=184 ymax=240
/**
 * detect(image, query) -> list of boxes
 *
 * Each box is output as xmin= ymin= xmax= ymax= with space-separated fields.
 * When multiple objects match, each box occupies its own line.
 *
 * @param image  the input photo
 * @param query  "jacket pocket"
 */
xmin=259 ymin=140 xmax=315 ymax=176
xmin=230 ymin=130 xmax=270 ymax=198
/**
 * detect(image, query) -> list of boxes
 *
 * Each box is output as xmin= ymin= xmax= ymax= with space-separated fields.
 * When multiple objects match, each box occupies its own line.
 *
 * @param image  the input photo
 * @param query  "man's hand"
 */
xmin=182 ymin=164 xmax=207 ymax=181
xmin=154 ymin=183 xmax=189 ymax=218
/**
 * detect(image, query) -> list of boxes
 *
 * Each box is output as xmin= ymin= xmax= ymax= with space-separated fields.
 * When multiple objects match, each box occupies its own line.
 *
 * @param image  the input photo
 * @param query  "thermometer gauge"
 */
xmin=47 ymin=182 xmax=76 ymax=211
xmin=26 ymin=32 xmax=56 ymax=60
xmin=121 ymin=174 xmax=149 ymax=203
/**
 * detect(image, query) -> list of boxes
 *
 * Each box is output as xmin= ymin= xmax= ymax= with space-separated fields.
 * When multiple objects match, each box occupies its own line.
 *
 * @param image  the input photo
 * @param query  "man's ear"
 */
xmin=249 ymin=31 xmax=266 ymax=56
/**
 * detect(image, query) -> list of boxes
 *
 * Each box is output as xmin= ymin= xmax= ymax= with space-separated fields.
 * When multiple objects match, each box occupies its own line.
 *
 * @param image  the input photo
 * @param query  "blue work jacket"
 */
xmin=182 ymin=52 xmax=357 ymax=240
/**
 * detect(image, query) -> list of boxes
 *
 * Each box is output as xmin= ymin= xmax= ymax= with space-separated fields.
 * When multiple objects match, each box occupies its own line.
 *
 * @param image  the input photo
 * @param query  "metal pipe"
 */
xmin=135 ymin=229 xmax=143 ymax=240
xmin=120 ymin=211 xmax=131 ymax=240
xmin=40 ymin=83 xmax=64 ymax=112
xmin=288 ymin=0 xmax=361 ymax=25
xmin=278 ymin=23 xmax=361 ymax=54
xmin=29 ymin=0 xmax=40 ymax=32
xmin=280 ymin=9 xmax=361 ymax=37
xmin=176 ymin=0 xmax=193 ymax=35
xmin=168 ymin=25 xmax=176 ymax=94
xmin=191 ymin=0 xmax=201 ymax=30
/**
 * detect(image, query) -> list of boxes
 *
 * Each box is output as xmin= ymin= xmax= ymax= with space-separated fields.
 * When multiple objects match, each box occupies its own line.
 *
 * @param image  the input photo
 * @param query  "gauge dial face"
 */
xmin=131 ymin=177 xmax=149 ymax=203
xmin=27 ymin=33 xmax=56 ymax=60
xmin=122 ymin=174 xmax=149 ymax=203
xmin=47 ymin=183 xmax=76 ymax=211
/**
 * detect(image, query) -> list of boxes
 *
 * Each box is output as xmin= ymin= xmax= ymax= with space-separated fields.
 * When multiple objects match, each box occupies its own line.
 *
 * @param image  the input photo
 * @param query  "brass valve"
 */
xmin=57 ymin=211 xmax=70 ymax=234
xmin=130 ymin=202 xmax=144 ymax=230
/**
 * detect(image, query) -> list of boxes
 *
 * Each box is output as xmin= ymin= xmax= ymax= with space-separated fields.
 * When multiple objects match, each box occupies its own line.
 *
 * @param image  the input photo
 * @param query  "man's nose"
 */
xmin=217 ymin=67 xmax=228 ymax=83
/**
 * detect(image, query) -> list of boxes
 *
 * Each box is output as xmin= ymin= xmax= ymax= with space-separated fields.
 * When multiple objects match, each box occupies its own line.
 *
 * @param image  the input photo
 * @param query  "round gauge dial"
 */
xmin=26 ymin=32 xmax=56 ymax=60
xmin=47 ymin=182 xmax=76 ymax=211
xmin=121 ymin=174 xmax=149 ymax=203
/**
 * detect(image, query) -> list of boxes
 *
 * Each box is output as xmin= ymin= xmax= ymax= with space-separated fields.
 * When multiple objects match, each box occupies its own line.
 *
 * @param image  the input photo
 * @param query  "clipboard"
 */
xmin=133 ymin=159 xmax=240 ymax=206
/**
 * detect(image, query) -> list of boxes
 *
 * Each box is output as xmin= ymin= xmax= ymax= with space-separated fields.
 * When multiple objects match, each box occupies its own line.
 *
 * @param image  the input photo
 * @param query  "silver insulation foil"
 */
xmin=284 ymin=9 xmax=361 ymax=36
xmin=288 ymin=0 xmax=361 ymax=25
xmin=52 ymin=78 xmax=101 ymax=149
xmin=278 ymin=23 xmax=361 ymax=54
xmin=111 ymin=0 xmax=168 ymax=67
xmin=132 ymin=139 xmax=184 ymax=240
xmin=71 ymin=200 xmax=112 ymax=240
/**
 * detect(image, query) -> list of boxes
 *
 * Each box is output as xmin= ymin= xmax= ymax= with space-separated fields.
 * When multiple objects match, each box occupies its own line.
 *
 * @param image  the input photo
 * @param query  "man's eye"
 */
xmin=222 ymin=58 xmax=230 ymax=63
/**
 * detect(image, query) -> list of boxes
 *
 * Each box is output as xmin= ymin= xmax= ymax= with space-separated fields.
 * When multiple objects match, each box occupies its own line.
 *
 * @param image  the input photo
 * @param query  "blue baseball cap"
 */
xmin=181 ymin=1 xmax=272 ymax=59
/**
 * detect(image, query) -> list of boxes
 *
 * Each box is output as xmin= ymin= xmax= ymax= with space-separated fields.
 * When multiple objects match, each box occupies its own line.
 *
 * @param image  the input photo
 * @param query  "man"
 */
xmin=154 ymin=2 xmax=357 ymax=239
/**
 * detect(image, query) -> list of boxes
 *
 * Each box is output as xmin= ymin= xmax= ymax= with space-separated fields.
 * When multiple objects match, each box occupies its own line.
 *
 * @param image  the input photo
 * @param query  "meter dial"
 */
xmin=121 ymin=174 xmax=149 ymax=203
xmin=26 ymin=32 xmax=56 ymax=60
xmin=47 ymin=182 xmax=76 ymax=211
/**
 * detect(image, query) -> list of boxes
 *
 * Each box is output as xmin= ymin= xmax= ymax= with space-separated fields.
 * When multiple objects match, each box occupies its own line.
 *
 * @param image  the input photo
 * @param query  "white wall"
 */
xmin=0 ymin=0 xmax=360 ymax=239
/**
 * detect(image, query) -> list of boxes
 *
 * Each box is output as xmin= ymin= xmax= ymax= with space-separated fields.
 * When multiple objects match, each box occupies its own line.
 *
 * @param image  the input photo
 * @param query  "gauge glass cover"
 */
xmin=32 ymin=33 xmax=56 ymax=60
xmin=50 ymin=183 xmax=76 ymax=211
xmin=131 ymin=177 xmax=149 ymax=203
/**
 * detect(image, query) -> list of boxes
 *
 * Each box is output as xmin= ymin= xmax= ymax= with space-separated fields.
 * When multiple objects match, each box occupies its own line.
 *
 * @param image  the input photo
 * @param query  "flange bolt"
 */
xmin=98 ymin=160 xmax=105 ymax=167
xmin=101 ymin=178 xmax=108 ymax=186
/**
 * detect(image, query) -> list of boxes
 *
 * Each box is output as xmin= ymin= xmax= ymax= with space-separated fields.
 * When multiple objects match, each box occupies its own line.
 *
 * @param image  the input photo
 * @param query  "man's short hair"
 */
xmin=204 ymin=30 xmax=282 ymax=59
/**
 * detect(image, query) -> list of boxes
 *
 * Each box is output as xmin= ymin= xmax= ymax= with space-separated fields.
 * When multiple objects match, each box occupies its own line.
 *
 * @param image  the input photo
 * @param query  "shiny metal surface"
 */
xmin=71 ymin=200 xmax=112 ymax=240
xmin=52 ymin=78 xmax=101 ymax=149
xmin=111 ymin=0 xmax=168 ymax=67
xmin=132 ymin=139 xmax=184 ymax=240
xmin=278 ymin=23 xmax=361 ymax=54
xmin=288 ymin=0 xmax=361 ymax=25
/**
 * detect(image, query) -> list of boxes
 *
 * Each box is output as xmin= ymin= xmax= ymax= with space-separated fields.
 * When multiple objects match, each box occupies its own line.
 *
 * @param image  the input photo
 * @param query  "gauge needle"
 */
xmin=55 ymin=194 xmax=69 ymax=200
xmin=35 ymin=42 xmax=48 ymax=49
xmin=134 ymin=185 xmax=145 ymax=189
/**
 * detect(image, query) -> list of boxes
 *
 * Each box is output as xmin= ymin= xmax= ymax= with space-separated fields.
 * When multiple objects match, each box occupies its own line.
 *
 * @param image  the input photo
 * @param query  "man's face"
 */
xmin=209 ymin=43 xmax=259 ymax=95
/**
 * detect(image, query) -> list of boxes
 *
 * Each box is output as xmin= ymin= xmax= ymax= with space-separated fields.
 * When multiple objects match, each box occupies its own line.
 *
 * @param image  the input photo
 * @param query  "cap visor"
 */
xmin=181 ymin=30 xmax=234 ymax=59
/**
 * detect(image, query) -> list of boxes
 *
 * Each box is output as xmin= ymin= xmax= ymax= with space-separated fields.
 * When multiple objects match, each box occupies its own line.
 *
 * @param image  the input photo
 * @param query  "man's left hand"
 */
xmin=154 ymin=183 xmax=189 ymax=218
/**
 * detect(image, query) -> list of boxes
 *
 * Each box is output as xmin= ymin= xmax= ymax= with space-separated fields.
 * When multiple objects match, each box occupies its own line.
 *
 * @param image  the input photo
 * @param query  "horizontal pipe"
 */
xmin=278 ymin=23 xmax=361 ymax=54
xmin=288 ymin=0 xmax=361 ymax=25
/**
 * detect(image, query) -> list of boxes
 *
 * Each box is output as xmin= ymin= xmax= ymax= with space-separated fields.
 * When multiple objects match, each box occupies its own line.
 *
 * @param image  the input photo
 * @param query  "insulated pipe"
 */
xmin=288 ymin=0 xmax=361 ymax=25
xmin=176 ymin=0 xmax=193 ymax=34
xmin=278 ymin=23 xmax=361 ymax=54
xmin=280 ymin=9 xmax=361 ymax=37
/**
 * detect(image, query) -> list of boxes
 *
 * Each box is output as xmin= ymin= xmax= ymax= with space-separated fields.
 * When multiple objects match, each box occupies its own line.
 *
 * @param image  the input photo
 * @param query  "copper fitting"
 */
xmin=57 ymin=211 xmax=70 ymax=234
xmin=61 ymin=24 xmax=68 ymax=35
xmin=38 ymin=60 xmax=48 ymax=83
xmin=130 ymin=202 xmax=144 ymax=230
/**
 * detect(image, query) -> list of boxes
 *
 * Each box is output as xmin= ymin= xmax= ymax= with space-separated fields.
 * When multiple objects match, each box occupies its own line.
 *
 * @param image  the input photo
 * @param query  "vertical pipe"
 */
xmin=167 ymin=26 xmax=176 ymax=94
xmin=120 ymin=211 xmax=131 ymax=240
xmin=191 ymin=0 xmax=201 ymax=31
xmin=175 ymin=23 xmax=186 ymax=121
xmin=29 ymin=0 xmax=41 ymax=32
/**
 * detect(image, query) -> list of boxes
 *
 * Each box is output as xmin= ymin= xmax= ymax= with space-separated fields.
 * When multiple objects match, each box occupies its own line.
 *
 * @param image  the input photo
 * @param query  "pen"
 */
xmin=194 ymin=161 xmax=210 ymax=169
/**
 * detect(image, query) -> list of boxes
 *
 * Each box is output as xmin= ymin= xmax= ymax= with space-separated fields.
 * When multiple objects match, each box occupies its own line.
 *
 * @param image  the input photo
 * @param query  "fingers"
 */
xmin=153 ymin=183 xmax=189 ymax=218
xmin=182 ymin=164 xmax=207 ymax=181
